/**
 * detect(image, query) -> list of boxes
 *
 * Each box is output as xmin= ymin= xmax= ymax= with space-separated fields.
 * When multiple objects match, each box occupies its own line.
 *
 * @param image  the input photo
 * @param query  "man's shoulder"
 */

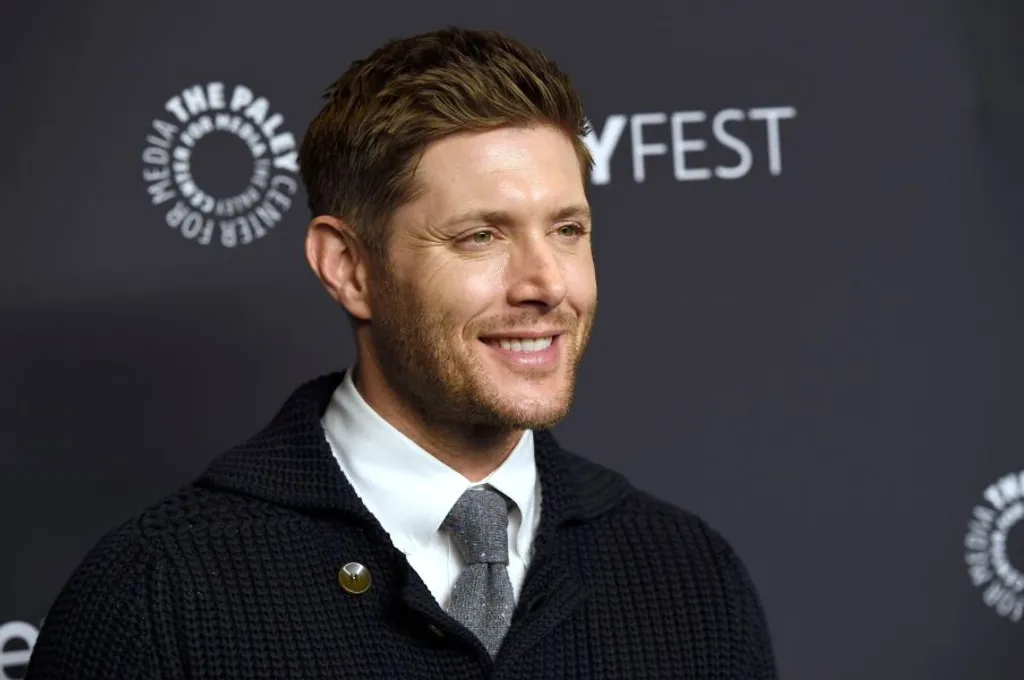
xmin=87 ymin=480 xmax=288 ymax=559
xmin=564 ymin=451 xmax=747 ymax=570
xmin=617 ymin=485 xmax=740 ymax=560
xmin=577 ymin=464 xmax=767 ymax=614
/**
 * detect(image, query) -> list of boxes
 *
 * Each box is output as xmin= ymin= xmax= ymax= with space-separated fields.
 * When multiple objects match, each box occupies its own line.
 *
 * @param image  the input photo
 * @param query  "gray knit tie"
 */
xmin=442 ymin=486 xmax=515 ymax=657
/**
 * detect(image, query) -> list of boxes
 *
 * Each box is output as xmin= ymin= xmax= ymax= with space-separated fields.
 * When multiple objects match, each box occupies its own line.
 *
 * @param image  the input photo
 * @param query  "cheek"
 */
xmin=566 ymin=255 xmax=598 ymax=308
xmin=425 ymin=264 xmax=505 ymax=319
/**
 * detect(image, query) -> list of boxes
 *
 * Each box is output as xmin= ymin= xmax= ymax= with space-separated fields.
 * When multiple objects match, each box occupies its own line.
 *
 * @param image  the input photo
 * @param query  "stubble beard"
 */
xmin=368 ymin=267 xmax=594 ymax=434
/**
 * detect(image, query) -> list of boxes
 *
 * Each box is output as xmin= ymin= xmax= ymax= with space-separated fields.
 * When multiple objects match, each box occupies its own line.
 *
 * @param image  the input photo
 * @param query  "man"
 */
xmin=27 ymin=27 xmax=777 ymax=679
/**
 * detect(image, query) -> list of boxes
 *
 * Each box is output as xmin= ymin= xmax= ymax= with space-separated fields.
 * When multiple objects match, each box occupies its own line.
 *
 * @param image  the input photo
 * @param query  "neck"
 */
xmin=351 ymin=361 xmax=522 ymax=483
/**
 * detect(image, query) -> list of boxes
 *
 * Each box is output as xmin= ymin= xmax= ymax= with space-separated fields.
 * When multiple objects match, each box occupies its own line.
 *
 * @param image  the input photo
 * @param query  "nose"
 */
xmin=505 ymin=236 xmax=568 ymax=309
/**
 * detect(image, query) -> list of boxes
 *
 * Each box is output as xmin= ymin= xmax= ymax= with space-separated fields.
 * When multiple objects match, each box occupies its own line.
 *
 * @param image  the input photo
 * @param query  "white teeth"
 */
xmin=495 ymin=336 xmax=553 ymax=352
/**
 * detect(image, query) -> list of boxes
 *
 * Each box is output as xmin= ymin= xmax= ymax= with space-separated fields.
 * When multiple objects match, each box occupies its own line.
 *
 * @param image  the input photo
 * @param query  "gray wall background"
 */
xmin=2 ymin=0 xmax=1023 ymax=678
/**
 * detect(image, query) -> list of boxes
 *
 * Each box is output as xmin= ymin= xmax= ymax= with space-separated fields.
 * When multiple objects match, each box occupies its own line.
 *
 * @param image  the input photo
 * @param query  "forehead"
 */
xmin=409 ymin=125 xmax=587 ymax=219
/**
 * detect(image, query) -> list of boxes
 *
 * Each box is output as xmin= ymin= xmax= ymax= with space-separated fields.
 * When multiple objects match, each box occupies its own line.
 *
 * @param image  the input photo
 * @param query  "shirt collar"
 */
xmin=322 ymin=368 xmax=537 ymax=555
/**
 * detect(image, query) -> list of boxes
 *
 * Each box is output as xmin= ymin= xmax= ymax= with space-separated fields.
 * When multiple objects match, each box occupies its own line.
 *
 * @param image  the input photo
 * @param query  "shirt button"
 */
xmin=337 ymin=562 xmax=372 ymax=594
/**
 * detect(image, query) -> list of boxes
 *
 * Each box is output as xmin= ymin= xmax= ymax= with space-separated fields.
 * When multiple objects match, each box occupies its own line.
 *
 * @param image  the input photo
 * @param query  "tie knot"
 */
xmin=442 ymin=486 xmax=511 ymax=565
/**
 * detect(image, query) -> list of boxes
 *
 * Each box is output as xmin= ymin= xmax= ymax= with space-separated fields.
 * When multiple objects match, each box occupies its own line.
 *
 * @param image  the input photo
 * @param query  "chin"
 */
xmin=488 ymin=390 xmax=573 ymax=430
xmin=463 ymin=361 xmax=576 ymax=428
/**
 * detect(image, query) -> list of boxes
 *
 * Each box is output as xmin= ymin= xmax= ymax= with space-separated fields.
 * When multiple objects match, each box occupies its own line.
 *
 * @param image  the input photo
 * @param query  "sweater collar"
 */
xmin=196 ymin=372 xmax=632 ymax=531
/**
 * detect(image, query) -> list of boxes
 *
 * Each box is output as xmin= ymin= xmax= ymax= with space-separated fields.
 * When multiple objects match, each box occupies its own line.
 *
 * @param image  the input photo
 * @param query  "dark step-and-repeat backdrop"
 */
xmin=2 ymin=1 xmax=1022 ymax=678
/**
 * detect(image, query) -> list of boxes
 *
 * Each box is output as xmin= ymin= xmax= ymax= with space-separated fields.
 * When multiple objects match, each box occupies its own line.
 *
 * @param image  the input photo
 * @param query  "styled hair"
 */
xmin=298 ymin=26 xmax=593 ymax=264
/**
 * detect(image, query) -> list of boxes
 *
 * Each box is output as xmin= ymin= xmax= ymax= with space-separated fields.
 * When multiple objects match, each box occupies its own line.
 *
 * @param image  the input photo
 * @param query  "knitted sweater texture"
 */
xmin=26 ymin=372 xmax=777 ymax=679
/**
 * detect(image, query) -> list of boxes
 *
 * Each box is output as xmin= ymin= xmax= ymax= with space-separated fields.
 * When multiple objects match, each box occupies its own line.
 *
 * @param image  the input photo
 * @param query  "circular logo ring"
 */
xmin=141 ymin=82 xmax=299 ymax=247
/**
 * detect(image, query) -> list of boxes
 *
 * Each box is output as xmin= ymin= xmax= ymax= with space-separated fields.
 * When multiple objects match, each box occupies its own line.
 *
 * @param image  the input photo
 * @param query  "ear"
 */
xmin=305 ymin=215 xmax=373 ymax=320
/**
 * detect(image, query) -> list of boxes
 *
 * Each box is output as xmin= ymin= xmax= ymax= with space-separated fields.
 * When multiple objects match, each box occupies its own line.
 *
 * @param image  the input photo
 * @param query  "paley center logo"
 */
xmin=0 ymin=619 xmax=39 ymax=679
xmin=141 ymin=82 xmax=300 ymax=247
xmin=584 ymin=106 xmax=797 ymax=184
xmin=964 ymin=469 xmax=1024 ymax=622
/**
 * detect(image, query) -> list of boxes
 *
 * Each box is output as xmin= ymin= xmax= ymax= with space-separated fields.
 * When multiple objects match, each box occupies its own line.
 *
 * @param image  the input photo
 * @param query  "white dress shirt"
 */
xmin=320 ymin=368 xmax=542 ymax=609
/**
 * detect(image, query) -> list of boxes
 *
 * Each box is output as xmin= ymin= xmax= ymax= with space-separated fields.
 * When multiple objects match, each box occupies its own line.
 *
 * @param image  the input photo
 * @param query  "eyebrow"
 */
xmin=439 ymin=203 xmax=592 ymax=230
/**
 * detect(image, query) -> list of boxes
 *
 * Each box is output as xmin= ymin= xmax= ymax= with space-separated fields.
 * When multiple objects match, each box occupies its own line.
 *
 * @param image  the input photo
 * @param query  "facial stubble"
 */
xmin=368 ymin=265 xmax=594 ymax=434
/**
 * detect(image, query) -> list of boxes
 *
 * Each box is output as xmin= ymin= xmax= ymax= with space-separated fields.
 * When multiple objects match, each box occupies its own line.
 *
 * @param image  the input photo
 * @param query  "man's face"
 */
xmin=367 ymin=124 xmax=597 ymax=430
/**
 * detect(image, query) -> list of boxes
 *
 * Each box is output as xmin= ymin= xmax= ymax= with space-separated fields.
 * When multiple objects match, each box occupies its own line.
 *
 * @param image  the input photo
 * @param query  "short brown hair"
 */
xmin=298 ymin=26 xmax=593 ymax=263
